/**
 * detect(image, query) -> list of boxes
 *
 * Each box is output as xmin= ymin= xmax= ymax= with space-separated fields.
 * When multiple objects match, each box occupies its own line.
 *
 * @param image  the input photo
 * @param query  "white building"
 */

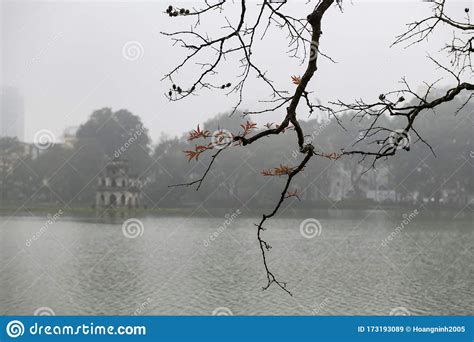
xmin=96 ymin=159 xmax=140 ymax=208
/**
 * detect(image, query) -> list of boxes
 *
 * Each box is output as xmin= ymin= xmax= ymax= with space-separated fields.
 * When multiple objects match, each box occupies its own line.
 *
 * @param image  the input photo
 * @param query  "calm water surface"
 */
xmin=0 ymin=210 xmax=472 ymax=315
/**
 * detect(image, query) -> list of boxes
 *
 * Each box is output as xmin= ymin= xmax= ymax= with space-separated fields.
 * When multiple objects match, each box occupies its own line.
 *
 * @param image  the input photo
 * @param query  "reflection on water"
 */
xmin=0 ymin=210 xmax=472 ymax=315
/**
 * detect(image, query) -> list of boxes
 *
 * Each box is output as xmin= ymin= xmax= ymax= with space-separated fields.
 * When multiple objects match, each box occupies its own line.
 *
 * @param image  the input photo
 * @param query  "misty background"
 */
xmin=1 ymin=0 xmax=469 ymax=142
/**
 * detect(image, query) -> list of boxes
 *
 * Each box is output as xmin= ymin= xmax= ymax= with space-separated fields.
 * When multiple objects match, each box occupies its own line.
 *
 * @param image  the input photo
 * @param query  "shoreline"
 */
xmin=0 ymin=201 xmax=471 ymax=218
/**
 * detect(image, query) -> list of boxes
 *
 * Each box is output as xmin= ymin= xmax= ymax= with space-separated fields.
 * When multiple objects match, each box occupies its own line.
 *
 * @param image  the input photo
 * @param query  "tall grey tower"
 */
xmin=0 ymin=87 xmax=25 ymax=141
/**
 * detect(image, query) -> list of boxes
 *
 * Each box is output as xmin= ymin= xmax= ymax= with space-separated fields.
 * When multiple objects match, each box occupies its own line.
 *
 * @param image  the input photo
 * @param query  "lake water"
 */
xmin=0 ymin=210 xmax=472 ymax=316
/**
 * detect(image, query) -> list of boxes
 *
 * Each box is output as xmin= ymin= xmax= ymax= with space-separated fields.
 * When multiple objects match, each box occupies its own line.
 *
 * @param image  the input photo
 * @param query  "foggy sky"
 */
xmin=1 ymin=0 xmax=471 ymax=143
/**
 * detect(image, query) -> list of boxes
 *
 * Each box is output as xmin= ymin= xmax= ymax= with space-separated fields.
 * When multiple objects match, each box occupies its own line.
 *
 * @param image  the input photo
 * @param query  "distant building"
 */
xmin=62 ymin=126 xmax=78 ymax=149
xmin=327 ymin=164 xmax=352 ymax=201
xmin=0 ymin=87 xmax=24 ymax=141
xmin=366 ymin=189 xmax=397 ymax=203
xmin=366 ymin=167 xmax=396 ymax=202
xmin=21 ymin=143 xmax=42 ymax=160
xmin=96 ymin=159 xmax=140 ymax=208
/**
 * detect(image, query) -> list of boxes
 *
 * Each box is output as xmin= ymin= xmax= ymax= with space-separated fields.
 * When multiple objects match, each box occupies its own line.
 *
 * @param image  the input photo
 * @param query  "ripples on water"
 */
xmin=0 ymin=210 xmax=472 ymax=315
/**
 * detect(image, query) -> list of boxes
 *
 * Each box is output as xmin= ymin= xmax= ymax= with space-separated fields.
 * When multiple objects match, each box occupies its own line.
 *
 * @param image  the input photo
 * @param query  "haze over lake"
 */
xmin=1 ymin=210 xmax=472 ymax=315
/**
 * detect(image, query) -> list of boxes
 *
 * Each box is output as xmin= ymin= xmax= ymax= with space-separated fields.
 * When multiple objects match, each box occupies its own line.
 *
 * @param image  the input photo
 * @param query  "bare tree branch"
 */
xmin=164 ymin=0 xmax=472 ymax=294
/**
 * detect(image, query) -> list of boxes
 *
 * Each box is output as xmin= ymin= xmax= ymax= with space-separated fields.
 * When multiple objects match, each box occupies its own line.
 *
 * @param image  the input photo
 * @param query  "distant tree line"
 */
xmin=0 ymin=97 xmax=472 ymax=210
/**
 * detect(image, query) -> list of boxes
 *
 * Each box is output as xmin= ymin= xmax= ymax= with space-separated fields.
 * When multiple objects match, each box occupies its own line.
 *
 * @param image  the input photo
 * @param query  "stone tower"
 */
xmin=95 ymin=159 xmax=140 ymax=208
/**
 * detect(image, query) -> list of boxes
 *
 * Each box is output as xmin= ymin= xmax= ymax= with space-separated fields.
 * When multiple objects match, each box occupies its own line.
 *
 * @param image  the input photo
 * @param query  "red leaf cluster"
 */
xmin=240 ymin=121 xmax=257 ymax=137
xmin=188 ymin=125 xmax=211 ymax=141
xmin=261 ymin=164 xmax=294 ymax=177
xmin=323 ymin=152 xmax=341 ymax=160
xmin=183 ymin=144 xmax=213 ymax=161
xmin=285 ymin=190 xmax=300 ymax=201
xmin=291 ymin=75 xmax=301 ymax=85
